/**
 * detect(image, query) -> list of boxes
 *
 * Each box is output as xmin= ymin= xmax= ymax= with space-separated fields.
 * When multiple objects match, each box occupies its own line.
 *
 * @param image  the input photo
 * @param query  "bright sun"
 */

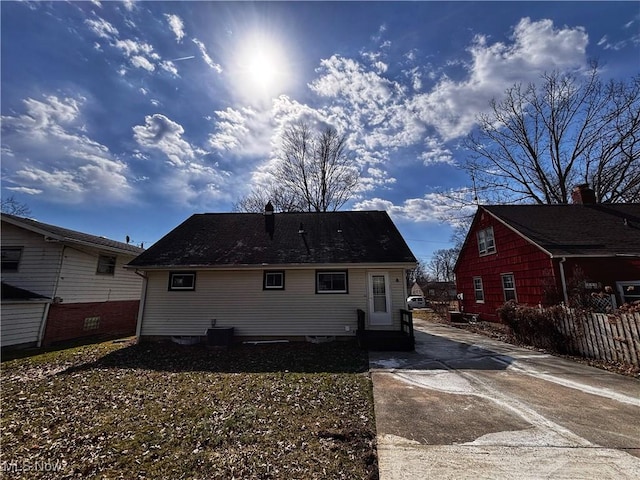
xmin=233 ymin=31 xmax=291 ymax=102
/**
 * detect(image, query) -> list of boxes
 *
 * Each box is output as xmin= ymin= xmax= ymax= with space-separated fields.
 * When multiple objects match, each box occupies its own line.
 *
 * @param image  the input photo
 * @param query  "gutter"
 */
xmin=133 ymin=270 xmax=148 ymax=344
xmin=123 ymin=262 xmax=418 ymax=271
xmin=558 ymin=257 xmax=569 ymax=306
xmin=37 ymin=245 xmax=66 ymax=347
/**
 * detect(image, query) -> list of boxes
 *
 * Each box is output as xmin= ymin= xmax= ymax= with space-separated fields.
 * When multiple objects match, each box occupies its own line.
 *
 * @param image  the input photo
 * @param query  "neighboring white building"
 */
xmin=126 ymin=206 xmax=417 ymax=349
xmin=1 ymin=214 xmax=144 ymax=348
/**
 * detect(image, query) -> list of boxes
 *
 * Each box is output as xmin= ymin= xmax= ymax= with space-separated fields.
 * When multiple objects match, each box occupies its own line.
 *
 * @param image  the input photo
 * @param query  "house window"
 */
xmin=84 ymin=316 xmax=100 ymax=331
xmin=473 ymin=277 xmax=484 ymax=303
xmin=477 ymin=227 xmax=496 ymax=255
xmin=263 ymin=270 xmax=285 ymax=290
xmin=169 ymin=272 xmax=196 ymax=291
xmin=96 ymin=255 xmax=117 ymax=275
xmin=617 ymin=281 xmax=640 ymax=305
xmin=316 ymin=271 xmax=348 ymax=294
xmin=1 ymin=247 xmax=22 ymax=272
xmin=501 ymin=274 xmax=517 ymax=302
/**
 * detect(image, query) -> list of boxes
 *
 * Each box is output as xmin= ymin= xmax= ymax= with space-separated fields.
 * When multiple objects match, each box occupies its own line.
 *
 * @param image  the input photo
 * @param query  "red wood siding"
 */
xmin=455 ymin=211 xmax=554 ymax=321
xmin=561 ymin=257 xmax=640 ymax=305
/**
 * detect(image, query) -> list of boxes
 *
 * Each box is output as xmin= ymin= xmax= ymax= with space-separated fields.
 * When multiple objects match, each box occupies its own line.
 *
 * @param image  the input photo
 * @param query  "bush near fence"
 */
xmin=497 ymin=301 xmax=640 ymax=367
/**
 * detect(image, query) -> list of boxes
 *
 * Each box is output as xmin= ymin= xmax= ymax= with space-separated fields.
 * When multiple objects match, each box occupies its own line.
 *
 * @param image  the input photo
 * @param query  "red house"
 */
xmin=454 ymin=186 xmax=640 ymax=322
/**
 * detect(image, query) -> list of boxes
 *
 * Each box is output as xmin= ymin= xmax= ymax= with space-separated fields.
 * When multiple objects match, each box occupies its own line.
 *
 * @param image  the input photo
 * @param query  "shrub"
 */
xmin=497 ymin=301 xmax=569 ymax=353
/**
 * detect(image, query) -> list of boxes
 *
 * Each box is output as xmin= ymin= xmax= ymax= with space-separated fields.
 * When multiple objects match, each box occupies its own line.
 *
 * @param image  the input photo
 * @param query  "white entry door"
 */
xmin=368 ymin=272 xmax=392 ymax=326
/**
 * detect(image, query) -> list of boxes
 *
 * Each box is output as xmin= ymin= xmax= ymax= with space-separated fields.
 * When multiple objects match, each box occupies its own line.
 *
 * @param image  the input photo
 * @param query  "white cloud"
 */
xmin=87 ymin=16 xmax=171 ymax=77
xmin=132 ymin=114 xmax=233 ymax=207
xmin=1 ymin=95 xmax=133 ymax=204
xmin=160 ymin=60 xmax=178 ymax=76
xmin=122 ymin=0 xmax=135 ymax=12
xmin=5 ymin=186 xmax=43 ymax=195
xmin=165 ymin=14 xmax=185 ymax=43
xmin=354 ymin=191 xmax=476 ymax=226
xmin=85 ymin=17 xmax=118 ymax=39
xmin=130 ymin=55 xmax=155 ymax=72
xmin=411 ymin=17 xmax=589 ymax=140
xmin=133 ymin=114 xmax=198 ymax=166
xmin=193 ymin=38 xmax=222 ymax=72
xmin=420 ymin=137 xmax=456 ymax=166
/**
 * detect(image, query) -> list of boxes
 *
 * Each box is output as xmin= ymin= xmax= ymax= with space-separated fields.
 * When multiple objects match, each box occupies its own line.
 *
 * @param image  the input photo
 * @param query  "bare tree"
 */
xmin=237 ymin=122 xmax=360 ymax=213
xmin=406 ymin=259 xmax=430 ymax=291
xmin=427 ymin=248 xmax=459 ymax=282
xmin=233 ymin=184 xmax=305 ymax=213
xmin=1 ymin=195 xmax=31 ymax=216
xmin=465 ymin=64 xmax=640 ymax=204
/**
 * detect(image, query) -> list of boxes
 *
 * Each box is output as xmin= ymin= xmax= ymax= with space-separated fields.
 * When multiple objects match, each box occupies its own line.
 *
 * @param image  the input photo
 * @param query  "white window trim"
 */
xmin=477 ymin=227 xmax=496 ymax=256
xmin=169 ymin=272 xmax=196 ymax=291
xmin=316 ymin=270 xmax=349 ymax=294
xmin=263 ymin=270 xmax=285 ymax=290
xmin=501 ymin=273 xmax=517 ymax=302
xmin=473 ymin=276 xmax=485 ymax=303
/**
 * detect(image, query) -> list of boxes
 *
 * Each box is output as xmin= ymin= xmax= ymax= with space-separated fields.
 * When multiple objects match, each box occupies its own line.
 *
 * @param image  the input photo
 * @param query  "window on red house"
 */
xmin=501 ymin=274 xmax=517 ymax=302
xmin=473 ymin=277 xmax=484 ymax=302
xmin=477 ymin=227 xmax=496 ymax=256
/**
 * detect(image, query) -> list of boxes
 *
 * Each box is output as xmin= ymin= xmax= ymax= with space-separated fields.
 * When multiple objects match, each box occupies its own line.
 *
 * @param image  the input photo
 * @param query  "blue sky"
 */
xmin=2 ymin=1 xmax=639 ymax=263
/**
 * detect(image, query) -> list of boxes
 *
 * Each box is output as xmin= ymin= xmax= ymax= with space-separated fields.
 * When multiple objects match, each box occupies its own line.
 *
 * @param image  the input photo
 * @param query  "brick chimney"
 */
xmin=571 ymin=184 xmax=596 ymax=204
xmin=264 ymin=201 xmax=275 ymax=238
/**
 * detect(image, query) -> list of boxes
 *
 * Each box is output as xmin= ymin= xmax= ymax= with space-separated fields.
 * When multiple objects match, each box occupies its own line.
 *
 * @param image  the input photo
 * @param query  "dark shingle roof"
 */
xmin=1 ymin=282 xmax=50 ymax=301
xmin=128 ymin=210 xmax=416 ymax=268
xmin=1 ymin=214 xmax=144 ymax=255
xmin=483 ymin=204 xmax=640 ymax=256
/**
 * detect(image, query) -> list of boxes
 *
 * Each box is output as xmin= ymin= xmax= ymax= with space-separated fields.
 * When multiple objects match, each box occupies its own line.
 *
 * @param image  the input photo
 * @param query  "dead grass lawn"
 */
xmin=1 ymin=339 xmax=377 ymax=479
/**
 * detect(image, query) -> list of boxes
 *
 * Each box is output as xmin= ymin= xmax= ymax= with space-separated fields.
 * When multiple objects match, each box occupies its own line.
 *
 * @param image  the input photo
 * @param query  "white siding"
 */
xmin=1 ymin=223 xmax=63 ymax=297
xmin=141 ymin=268 xmax=407 ymax=337
xmin=1 ymin=302 xmax=47 ymax=347
xmin=55 ymin=246 xmax=142 ymax=303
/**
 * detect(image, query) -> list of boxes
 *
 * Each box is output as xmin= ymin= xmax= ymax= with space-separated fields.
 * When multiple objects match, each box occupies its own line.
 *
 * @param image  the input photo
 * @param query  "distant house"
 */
xmin=1 ymin=214 xmax=144 ymax=348
xmin=126 ymin=207 xmax=417 ymax=344
xmin=454 ymin=185 xmax=640 ymax=322
xmin=421 ymin=281 xmax=457 ymax=302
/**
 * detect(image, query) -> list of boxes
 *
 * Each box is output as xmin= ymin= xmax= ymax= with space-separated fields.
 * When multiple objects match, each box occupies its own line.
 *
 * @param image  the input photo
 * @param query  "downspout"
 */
xmin=37 ymin=244 xmax=66 ymax=347
xmin=133 ymin=270 xmax=148 ymax=344
xmin=558 ymin=257 xmax=569 ymax=306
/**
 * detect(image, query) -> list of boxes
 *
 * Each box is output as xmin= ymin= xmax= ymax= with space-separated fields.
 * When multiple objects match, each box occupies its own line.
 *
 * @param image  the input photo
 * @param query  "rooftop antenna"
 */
xmin=471 ymin=173 xmax=479 ymax=205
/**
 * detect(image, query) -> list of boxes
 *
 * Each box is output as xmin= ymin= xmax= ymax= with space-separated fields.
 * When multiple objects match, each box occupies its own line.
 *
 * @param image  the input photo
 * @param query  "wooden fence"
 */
xmin=556 ymin=312 xmax=640 ymax=367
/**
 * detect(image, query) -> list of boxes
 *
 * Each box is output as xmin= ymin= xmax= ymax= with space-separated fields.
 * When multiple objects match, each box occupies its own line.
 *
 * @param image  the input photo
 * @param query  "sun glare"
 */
xmin=233 ymin=31 xmax=291 ymax=103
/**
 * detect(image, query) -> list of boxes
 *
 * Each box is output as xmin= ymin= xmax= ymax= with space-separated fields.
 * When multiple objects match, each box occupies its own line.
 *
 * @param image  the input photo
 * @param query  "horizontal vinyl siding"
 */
xmin=1 ymin=223 xmax=62 ymax=297
xmin=55 ymin=247 xmax=142 ymax=303
xmin=0 ymin=303 xmax=47 ymax=347
xmin=141 ymin=268 xmax=407 ymax=337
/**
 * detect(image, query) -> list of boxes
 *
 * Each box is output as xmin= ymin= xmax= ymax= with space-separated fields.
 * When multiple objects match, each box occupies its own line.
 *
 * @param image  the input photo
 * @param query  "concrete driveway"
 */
xmin=370 ymin=320 xmax=640 ymax=480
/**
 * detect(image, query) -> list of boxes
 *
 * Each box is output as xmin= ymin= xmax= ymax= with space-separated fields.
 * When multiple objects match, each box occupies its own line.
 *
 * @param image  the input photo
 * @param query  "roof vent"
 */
xmin=571 ymin=184 xmax=596 ymax=204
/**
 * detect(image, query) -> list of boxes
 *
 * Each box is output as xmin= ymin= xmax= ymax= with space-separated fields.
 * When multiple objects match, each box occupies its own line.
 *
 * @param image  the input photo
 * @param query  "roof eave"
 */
xmin=124 ymin=261 xmax=417 ymax=271
xmin=549 ymin=253 xmax=640 ymax=259
xmin=2 ymin=216 xmax=142 ymax=255
xmin=482 ymin=206 xmax=554 ymax=257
